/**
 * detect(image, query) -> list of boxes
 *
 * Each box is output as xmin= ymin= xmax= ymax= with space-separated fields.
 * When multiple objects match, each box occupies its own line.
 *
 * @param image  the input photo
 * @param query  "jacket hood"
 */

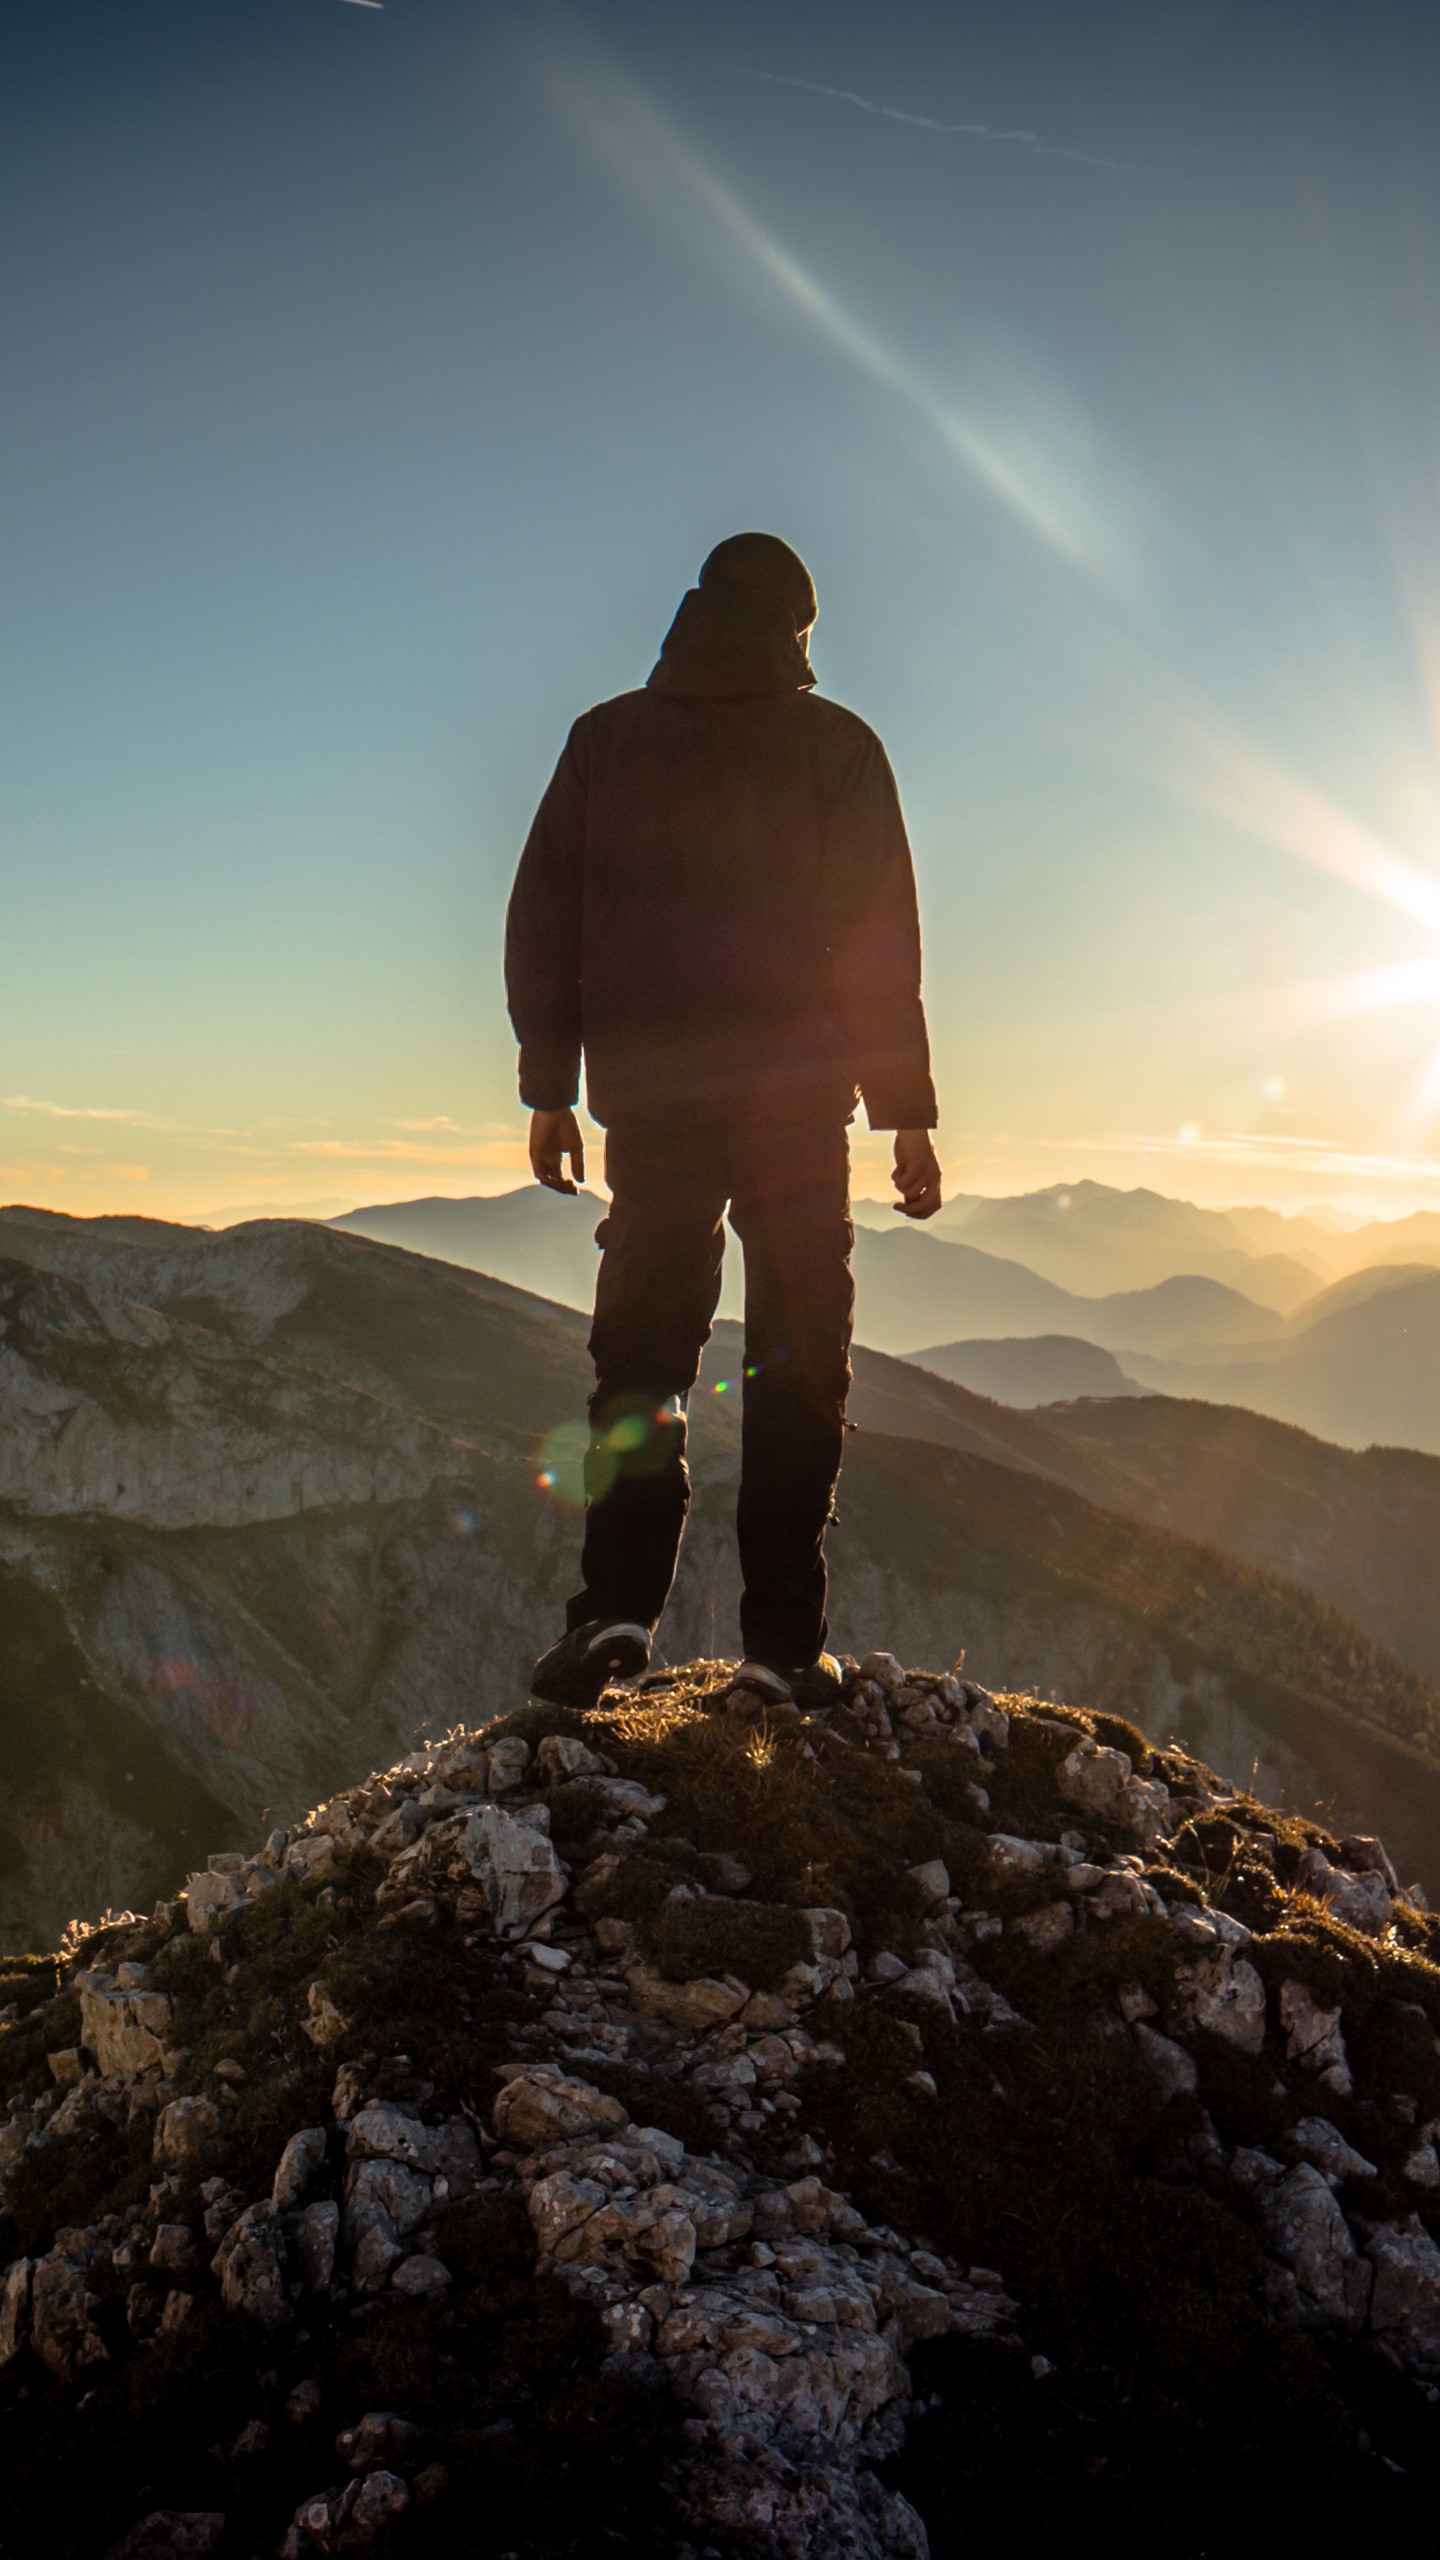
xmin=647 ymin=585 xmax=816 ymax=700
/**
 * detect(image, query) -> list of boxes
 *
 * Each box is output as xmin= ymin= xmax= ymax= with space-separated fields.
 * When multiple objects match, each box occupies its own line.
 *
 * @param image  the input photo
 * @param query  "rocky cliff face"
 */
xmin=3 ymin=1655 xmax=1440 ymax=2555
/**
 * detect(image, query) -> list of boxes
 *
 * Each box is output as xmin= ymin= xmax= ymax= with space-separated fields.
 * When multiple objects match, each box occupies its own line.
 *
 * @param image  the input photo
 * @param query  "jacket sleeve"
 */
xmin=823 ymin=725 xmax=939 ymax=1131
xmin=504 ymin=723 xmax=587 ymax=1112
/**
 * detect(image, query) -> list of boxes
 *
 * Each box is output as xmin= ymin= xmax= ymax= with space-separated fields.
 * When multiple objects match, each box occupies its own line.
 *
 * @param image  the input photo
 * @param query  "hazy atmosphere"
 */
xmin=8 ymin=0 xmax=1440 ymax=1221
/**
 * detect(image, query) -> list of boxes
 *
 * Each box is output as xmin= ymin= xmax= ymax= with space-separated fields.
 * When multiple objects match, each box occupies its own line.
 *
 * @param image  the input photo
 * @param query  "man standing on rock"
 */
xmin=505 ymin=532 xmax=941 ymax=1710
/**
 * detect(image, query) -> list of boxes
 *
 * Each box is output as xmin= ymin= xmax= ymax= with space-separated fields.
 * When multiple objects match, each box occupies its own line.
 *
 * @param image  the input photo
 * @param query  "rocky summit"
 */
xmin=4 ymin=1657 xmax=1440 ymax=2558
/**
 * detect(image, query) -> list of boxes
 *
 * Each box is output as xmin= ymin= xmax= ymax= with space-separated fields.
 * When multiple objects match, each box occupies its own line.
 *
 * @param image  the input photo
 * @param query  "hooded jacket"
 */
xmin=504 ymin=582 xmax=938 ymax=1132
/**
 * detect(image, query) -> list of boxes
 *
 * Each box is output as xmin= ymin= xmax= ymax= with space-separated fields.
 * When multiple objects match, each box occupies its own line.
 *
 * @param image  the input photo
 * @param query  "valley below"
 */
xmin=4 ymin=1204 xmax=1440 ymax=1948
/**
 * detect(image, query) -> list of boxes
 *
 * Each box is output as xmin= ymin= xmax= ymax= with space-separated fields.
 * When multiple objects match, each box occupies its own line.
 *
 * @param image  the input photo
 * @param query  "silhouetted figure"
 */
xmin=506 ymin=532 xmax=940 ymax=1707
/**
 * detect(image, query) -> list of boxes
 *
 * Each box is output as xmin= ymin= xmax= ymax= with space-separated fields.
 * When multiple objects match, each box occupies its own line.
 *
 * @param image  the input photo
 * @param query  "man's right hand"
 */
xmin=529 ymin=1107 xmax=586 ymax=1195
xmin=892 ymin=1128 xmax=942 ymax=1219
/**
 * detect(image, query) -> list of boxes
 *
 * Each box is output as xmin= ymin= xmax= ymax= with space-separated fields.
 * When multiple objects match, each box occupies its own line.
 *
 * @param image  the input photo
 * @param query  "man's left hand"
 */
xmin=892 ymin=1129 xmax=942 ymax=1220
xmin=530 ymin=1107 xmax=586 ymax=1195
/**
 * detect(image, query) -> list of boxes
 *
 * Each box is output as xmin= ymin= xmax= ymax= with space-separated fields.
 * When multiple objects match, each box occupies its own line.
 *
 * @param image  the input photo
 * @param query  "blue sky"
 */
xmin=6 ymin=0 xmax=1440 ymax=1220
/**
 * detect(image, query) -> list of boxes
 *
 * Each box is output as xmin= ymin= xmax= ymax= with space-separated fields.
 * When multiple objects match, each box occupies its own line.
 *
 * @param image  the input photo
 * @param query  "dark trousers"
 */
xmin=567 ymin=1115 xmax=854 ymax=1671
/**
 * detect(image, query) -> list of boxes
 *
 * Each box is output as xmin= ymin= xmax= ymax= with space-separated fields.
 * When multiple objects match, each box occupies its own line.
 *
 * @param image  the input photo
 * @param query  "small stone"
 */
xmin=1229 ymin=2147 xmax=1284 ymax=2186
xmin=536 ymin=1734 xmax=607 ymax=1781
xmin=75 ymin=1969 xmax=175 ymax=2079
xmin=302 ymin=1983 xmax=349 ymax=2050
xmin=1279 ymin=1981 xmax=1351 ymax=2093
xmin=337 ymin=2411 xmax=422 ymax=2472
xmin=1170 ymin=1954 xmax=1267 ymax=2055
xmin=0 ymin=2259 xmax=32 ymax=2367
xmin=985 ymin=1834 xmax=1053 ymax=1882
xmin=738 ymin=1990 xmax=797 ymax=2030
xmin=906 ymin=2072 xmax=938 ymax=2098
xmin=346 ymin=2105 xmax=481 ymax=2190
xmin=149 ymin=2224 xmax=198 ymax=2274
xmin=801 ymin=1907 xmax=853 ymax=1960
xmin=1260 ymin=2165 xmax=1371 ymax=2328
xmin=1288 ymin=2119 xmax=1377 ymax=2185
xmin=866 ymin=1953 xmax=909 ymax=1985
xmin=31 ymin=2250 xmax=108 ymax=2380
xmin=493 ymin=2066 xmax=629 ymax=2150
xmin=211 ymin=2203 xmax=290 ymax=2328
xmin=461 ymin=1803 xmax=567 ymax=1936
xmin=627 ymin=1962 xmax=748 ymax=2031
xmin=47 ymin=2048 xmax=87 ymax=2086
xmin=294 ymin=2201 xmax=340 ymax=2295
xmin=906 ymin=1862 xmax=950 ymax=1909
xmin=486 ymin=1737 xmax=532 ymax=1794
xmin=1057 ymin=1739 xmax=1132 ymax=1819
xmin=153 ymin=2097 xmax=222 ymax=2170
xmin=858 ymin=1651 xmax=906 ymax=1690
xmin=1134 ymin=2024 xmax=1198 ymax=2100
xmin=1366 ymin=2217 xmax=1440 ymax=2366
xmin=331 ymin=2063 xmax=367 ymax=2123
xmin=1010 ymin=1902 xmax=1074 ymax=1954
xmin=350 ymin=2473 xmax=412 ymax=2532
xmin=273 ymin=2127 xmax=328 ymax=2210
xmin=392 ymin=2253 xmax=452 ymax=2299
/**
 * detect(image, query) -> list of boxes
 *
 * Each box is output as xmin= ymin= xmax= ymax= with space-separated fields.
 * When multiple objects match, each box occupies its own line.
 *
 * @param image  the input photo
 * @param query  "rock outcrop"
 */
xmin=5 ymin=1654 xmax=1440 ymax=2548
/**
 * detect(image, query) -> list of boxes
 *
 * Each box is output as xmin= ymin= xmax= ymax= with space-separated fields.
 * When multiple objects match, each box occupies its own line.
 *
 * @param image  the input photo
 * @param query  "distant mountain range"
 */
xmin=333 ymin=1187 xmax=1289 ymax=1356
xmin=1118 ymin=1266 xmax=1440 ymax=1453
xmin=904 ymin=1335 xmax=1144 ymax=1405
xmin=329 ymin=1181 xmax=1440 ymax=1455
xmin=868 ymin=1179 xmax=1440 ymax=1300
xmin=6 ymin=1202 xmax=1440 ymax=1944
xmin=849 ymin=1227 xmax=1284 ymax=1358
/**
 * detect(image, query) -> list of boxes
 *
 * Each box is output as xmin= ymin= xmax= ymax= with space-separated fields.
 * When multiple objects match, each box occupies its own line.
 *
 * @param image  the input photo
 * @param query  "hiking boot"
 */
xmin=791 ymin=1654 xmax=843 ymax=1712
xmin=729 ymin=1655 xmax=842 ymax=1712
xmin=530 ymin=1619 xmax=651 ymax=1709
xmin=729 ymin=1660 xmax=795 ymax=1705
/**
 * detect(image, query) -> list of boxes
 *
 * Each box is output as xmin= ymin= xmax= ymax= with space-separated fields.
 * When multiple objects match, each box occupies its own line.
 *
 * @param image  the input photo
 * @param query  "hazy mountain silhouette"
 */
xmin=923 ymin=1179 xmax=1323 ymax=1309
xmin=331 ymin=1186 xmax=746 ymax=1320
xmin=330 ymin=1188 xmax=1286 ymax=1356
xmin=1123 ymin=1268 xmax=1440 ymax=1452
xmin=896 ymin=1334 xmax=1143 ymax=1406
xmin=849 ymin=1225 xmax=1283 ymax=1357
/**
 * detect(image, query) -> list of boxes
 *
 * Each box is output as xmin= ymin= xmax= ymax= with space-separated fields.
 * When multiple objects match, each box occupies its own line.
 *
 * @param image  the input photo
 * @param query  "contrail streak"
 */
xmin=747 ymin=72 xmax=1137 ymax=173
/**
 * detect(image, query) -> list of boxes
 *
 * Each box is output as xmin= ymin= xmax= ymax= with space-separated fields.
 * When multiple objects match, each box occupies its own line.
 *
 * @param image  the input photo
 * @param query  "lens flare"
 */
xmin=533 ymin=1419 xmax=591 ymax=1510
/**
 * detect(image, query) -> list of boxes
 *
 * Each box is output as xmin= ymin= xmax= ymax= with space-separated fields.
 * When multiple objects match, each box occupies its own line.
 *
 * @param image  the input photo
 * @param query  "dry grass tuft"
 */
xmin=584 ymin=1691 xmax=707 ymax=1746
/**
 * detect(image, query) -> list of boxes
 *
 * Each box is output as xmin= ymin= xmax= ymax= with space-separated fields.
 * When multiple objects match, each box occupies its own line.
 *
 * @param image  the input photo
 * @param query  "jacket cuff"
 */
xmin=861 ymin=1078 xmax=939 ymax=1134
xmin=518 ymin=1044 xmax=582 ymax=1112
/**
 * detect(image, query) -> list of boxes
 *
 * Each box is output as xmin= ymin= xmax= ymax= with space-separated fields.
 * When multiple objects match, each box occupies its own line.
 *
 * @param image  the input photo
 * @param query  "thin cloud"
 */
xmin=340 ymin=2 xmax=383 ymax=10
xmin=2 ymin=1095 xmax=246 ymax=1138
xmin=290 ymin=1138 xmax=527 ymax=1168
xmin=747 ymin=72 xmax=1137 ymax=174
xmin=4 ymin=1094 xmax=146 ymax=1124
xmin=1069 ymin=1130 xmax=1440 ymax=1187
xmin=386 ymin=1116 xmax=520 ymax=1137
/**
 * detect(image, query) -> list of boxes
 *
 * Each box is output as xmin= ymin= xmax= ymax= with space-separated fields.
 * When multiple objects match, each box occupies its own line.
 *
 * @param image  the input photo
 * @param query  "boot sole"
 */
xmin=531 ymin=1627 xmax=651 ymax=1709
